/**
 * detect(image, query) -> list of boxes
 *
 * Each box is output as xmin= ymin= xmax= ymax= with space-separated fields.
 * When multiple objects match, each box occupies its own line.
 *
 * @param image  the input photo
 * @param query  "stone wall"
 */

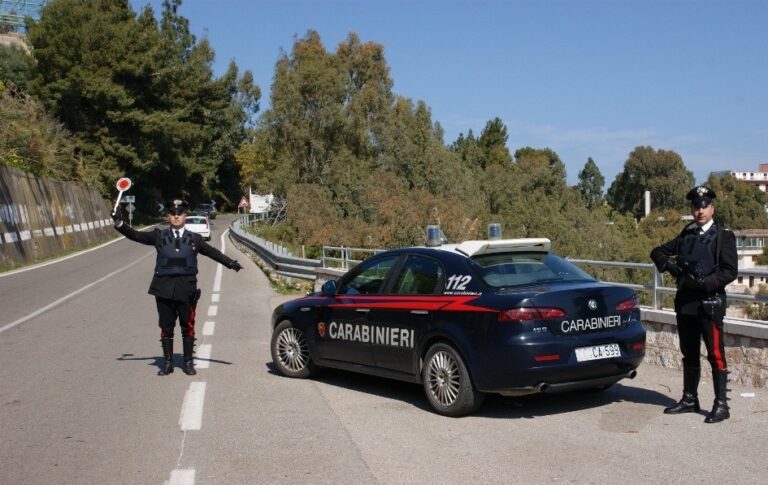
xmin=0 ymin=165 xmax=113 ymax=268
xmin=642 ymin=309 xmax=768 ymax=389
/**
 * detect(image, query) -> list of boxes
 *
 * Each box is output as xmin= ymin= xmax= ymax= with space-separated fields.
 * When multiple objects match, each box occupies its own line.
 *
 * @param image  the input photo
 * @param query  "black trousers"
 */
xmin=676 ymin=312 xmax=727 ymax=372
xmin=155 ymin=296 xmax=196 ymax=339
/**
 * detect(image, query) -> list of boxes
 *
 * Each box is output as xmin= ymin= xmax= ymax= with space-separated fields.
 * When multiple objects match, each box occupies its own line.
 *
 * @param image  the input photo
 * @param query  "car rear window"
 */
xmin=472 ymin=252 xmax=594 ymax=288
xmin=186 ymin=217 xmax=205 ymax=224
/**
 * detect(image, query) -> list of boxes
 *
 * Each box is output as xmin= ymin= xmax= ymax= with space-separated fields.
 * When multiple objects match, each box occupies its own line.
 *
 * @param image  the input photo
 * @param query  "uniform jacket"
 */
xmin=650 ymin=222 xmax=738 ymax=315
xmin=116 ymin=224 xmax=235 ymax=301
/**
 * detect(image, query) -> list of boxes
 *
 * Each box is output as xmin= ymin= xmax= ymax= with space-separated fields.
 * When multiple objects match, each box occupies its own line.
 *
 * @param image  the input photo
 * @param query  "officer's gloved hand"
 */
xmin=664 ymin=259 xmax=683 ymax=278
xmin=111 ymin=210 xmax=123 ymax=226
xmin=229 ymin=260 xmax=243 ymax=272
xmin=683 ymin=273 xmax=705 ymax=290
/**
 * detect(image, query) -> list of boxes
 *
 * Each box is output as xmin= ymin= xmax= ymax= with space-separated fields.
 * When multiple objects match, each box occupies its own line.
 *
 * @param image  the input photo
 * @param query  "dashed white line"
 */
xmin=179 ymin=382 xmax=206 ymax=431
xmin=213 ymin=263 xmax=223 ymax=293
xmin=167 ymin=468 xmax=195 ymax=485
xmin=202 ymin=321 xmax=215 ymax=335
xmin=207 ymin=305 xmax=218 ymax=317
xmin=196 ymin=344 xmax=211 ymax=369
xmin=211 ymin=293 xmax=220 ymax=303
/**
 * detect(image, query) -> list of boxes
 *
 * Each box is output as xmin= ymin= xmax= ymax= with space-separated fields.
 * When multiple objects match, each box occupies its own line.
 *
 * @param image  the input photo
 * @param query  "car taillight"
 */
xmin=616 ymin=295 xmax=638 ymax=312
xmin=499 ymin=307 xmax=566 ymax=322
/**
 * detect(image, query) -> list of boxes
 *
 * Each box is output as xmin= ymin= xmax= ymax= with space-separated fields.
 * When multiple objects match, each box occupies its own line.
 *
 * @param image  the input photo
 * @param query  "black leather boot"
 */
xmin=705 ymin=369 xmax=730 ymax=423
xmin=158 ymin=338 xmax=174 ymax=376
xmin=182 ymin=336 xmax=196 ymax=376
xmin=664 ymin=367 xmax=700 ymax=414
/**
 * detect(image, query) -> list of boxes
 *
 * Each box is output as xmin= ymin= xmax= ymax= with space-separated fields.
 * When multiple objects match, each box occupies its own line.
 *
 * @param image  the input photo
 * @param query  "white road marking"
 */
xmin=211 ymin=293 xmax=220 ymax=303
xmin=195 ymin=344 xmax=211 ymax=369
xmin=212 ymin=229 xmax=229 ymax=293
xmin=0 ymin=250 xmax=155 ymax=334
xmin=168 ymin=468 xmax=195 ymax=485
xmin=202 ymin=321 xmax=215 ymax=335
xmin=213 ymin=263 xmax=223 ymax=293
xmin=207 ymin=305 xmax=217 ymax=317
xmin=179 ymin=382 xmax=206 ymax=431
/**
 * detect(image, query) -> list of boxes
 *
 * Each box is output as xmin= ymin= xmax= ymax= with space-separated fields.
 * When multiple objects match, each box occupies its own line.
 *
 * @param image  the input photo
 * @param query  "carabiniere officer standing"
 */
xmin=112 ymin=199 xmax=242 ymax=376
xmin=651 ymin=185 xmax=738 ymax=423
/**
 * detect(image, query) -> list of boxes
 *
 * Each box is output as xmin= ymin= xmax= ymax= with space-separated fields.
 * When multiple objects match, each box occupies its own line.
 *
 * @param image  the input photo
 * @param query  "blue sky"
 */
xmin=129 ymin=0 xmax=768 ymax=186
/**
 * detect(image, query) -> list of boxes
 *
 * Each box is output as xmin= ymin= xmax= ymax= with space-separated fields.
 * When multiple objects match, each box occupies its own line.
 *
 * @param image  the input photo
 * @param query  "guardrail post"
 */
xmin=652 ymin=267 xmax=660 ymax=309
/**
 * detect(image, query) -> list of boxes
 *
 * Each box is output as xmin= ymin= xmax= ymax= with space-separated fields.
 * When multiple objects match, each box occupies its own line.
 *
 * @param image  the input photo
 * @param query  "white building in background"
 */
xmin=731 ymin=164 xmax=768 ymax=192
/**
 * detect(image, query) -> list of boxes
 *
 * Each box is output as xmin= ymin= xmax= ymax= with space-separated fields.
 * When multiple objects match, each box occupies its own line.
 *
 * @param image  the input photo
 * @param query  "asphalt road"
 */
xmin=1 ymin=215 xmax=766 ymax=485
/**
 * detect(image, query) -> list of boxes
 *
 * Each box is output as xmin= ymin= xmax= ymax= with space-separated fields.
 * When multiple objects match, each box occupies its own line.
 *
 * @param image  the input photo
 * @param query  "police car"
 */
xmin=270 ymin=226 xmax=646 ymax=416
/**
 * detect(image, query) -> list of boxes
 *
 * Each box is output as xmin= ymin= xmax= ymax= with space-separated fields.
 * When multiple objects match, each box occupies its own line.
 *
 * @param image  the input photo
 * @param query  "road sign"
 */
xmin=123 ymin=195 xmax=135 ymax=203
xmin=126 ymin=203 xmax=135 ymax=213
xmin=238 ymin=196 xmax=249 ymax=208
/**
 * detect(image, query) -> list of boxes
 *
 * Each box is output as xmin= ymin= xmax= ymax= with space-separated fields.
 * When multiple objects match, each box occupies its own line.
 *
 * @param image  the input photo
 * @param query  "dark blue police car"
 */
xmin=270 ymin=229 xmax=645 ymax=416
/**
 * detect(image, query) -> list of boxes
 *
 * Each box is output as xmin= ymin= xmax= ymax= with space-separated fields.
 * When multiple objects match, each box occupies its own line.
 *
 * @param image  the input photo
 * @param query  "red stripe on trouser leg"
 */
xmin=187 ymin=306 xmax=196 ymax=338
xmin=711 ymin=321 xmax=726 ymax=370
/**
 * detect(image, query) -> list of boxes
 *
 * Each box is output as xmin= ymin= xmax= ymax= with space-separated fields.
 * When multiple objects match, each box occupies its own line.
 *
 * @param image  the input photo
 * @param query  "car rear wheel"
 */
xmin=422 ymin=343 xmax=484 ymax=416
xmin=271 ymin=320 xmax=317 ymax=378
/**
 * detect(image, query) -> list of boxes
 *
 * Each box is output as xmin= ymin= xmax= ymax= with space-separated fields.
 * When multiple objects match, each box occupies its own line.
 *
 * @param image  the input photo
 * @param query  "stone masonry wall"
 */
xmin=643 ymin=319 xmax=768 ymax=389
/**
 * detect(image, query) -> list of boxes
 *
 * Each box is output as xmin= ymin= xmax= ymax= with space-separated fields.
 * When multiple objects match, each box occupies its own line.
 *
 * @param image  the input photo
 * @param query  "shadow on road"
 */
xmin=117 ymin=353 xmax=232 ymax=373
xmin=265 ymin=361 xmax=677 ymax=417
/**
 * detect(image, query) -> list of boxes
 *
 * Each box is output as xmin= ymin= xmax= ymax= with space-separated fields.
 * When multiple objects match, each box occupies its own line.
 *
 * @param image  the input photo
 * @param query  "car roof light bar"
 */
xmin=456 ymin=238 xmax=551 ymax=257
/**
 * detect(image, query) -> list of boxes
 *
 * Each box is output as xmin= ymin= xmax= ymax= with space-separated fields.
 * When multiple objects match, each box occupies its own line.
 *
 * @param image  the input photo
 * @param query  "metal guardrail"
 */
xmin=321 ymin=246 xmax=384 ymax=271
xmin=229 ymin=217 xmax=321 ymax=279
xmin=229 ymin=224 xmax=768 ymax=325
xmin=567 ymin=259 xmax=768 ymax=310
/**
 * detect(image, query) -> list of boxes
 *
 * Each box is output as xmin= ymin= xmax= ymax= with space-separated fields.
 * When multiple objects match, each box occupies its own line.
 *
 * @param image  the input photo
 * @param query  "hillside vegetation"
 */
xmin=1 ymin=0 xmax=766 ymax=264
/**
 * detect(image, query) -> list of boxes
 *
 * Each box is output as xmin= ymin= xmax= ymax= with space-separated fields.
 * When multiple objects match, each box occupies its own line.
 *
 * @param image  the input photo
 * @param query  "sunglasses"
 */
xmin=691 ymin=198 xmax=713 ymax=208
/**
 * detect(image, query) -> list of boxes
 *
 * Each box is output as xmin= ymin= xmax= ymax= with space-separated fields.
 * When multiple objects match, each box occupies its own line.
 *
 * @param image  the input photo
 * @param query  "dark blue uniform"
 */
xmin=651 ymin=221 xmax=738 ymax=421
xmin=116 ymin=223 xmax=239 ymax=374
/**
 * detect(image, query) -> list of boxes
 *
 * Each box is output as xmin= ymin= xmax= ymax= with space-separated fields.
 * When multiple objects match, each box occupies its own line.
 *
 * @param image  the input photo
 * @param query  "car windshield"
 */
xmin=186 ymin=217 xmax=205 ymax=224
xmin=471 ymin=252 xmax=595 ymax=288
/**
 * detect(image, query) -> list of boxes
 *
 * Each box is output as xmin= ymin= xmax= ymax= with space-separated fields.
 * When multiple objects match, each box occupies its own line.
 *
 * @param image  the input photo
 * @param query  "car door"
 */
xmin=367 ymin=254 xmax=445 ymax=376
xmin=315 ymin=254 xmax=400 ymax=368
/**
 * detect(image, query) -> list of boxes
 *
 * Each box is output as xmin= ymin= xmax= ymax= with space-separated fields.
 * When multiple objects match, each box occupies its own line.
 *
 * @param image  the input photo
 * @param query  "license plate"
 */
xmin=575 ymin=343 xmax=621 ymax=362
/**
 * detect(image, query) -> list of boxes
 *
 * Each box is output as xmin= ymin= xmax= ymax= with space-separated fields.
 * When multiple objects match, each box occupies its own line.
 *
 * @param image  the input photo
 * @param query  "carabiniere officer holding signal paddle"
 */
xmin=112 ymin=199 xmax=242 ymax=376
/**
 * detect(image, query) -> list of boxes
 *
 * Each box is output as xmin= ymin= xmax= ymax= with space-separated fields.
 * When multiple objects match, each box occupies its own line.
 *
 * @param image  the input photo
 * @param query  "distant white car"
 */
xmin=185 ymin=215 xmax=211 ymax=241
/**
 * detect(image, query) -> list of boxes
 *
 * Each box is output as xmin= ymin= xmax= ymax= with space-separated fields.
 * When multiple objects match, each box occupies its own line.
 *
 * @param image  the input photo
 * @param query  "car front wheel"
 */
xmin=270 ymin=320 xmax=317 ymax=378
xmin=422 ymin=343 xmax=484 ymax=416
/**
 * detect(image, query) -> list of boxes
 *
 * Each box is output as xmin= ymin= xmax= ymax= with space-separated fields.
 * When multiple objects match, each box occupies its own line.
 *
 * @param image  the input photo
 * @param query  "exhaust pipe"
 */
xmin=627 ymin=370 xmax=637 ymax=379
xmin=535 ymin=382 xmax=549 ymax=393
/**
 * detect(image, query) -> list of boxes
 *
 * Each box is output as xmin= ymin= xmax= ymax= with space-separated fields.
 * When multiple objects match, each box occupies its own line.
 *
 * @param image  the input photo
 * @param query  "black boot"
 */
xmin=705 ymin=369 xmax=730 ymax=423
xmin=664 ymin=367 xmax=700 ymax=414
xmin=158 ymin=338 xmax=174 ymax=376
xmin=182 ymin=336 xmax=196 ymax=376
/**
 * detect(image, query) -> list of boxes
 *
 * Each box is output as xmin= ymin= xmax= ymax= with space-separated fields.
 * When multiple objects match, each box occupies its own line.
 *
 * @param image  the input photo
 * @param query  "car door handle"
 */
xmin=410 ymin=310 xmax=429 ymax=315
xmin=355 ymin=308 xmax=370 ymax=313
xmin=300 ymin=307 xmax=312 ymax=312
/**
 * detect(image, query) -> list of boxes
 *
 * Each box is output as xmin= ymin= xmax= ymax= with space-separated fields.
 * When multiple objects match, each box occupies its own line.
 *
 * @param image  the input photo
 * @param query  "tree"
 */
xmin=705 ymin=173 xmax=768 ymax=230
xmin=0 ymin=43 xmax=30 ymax=92
xmin=26 ymin=0 xmax=258 ymax=208
xmin=478 ymin=117 xmax=512 ymax=168
xmin=575 ymin=157 xmax=604 ymax=209
xmin=607 ymin=146 xmax=694 ymax=219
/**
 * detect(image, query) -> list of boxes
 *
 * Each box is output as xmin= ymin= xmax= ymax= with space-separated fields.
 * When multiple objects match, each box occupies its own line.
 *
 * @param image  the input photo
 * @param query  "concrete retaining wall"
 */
xmin=0 ymin=165 xmax=113 ymax=268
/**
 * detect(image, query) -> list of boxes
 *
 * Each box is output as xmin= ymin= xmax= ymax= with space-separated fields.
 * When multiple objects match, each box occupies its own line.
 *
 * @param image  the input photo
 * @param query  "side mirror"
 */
xmin=321 ymin=280 xmax=337 ymax=296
